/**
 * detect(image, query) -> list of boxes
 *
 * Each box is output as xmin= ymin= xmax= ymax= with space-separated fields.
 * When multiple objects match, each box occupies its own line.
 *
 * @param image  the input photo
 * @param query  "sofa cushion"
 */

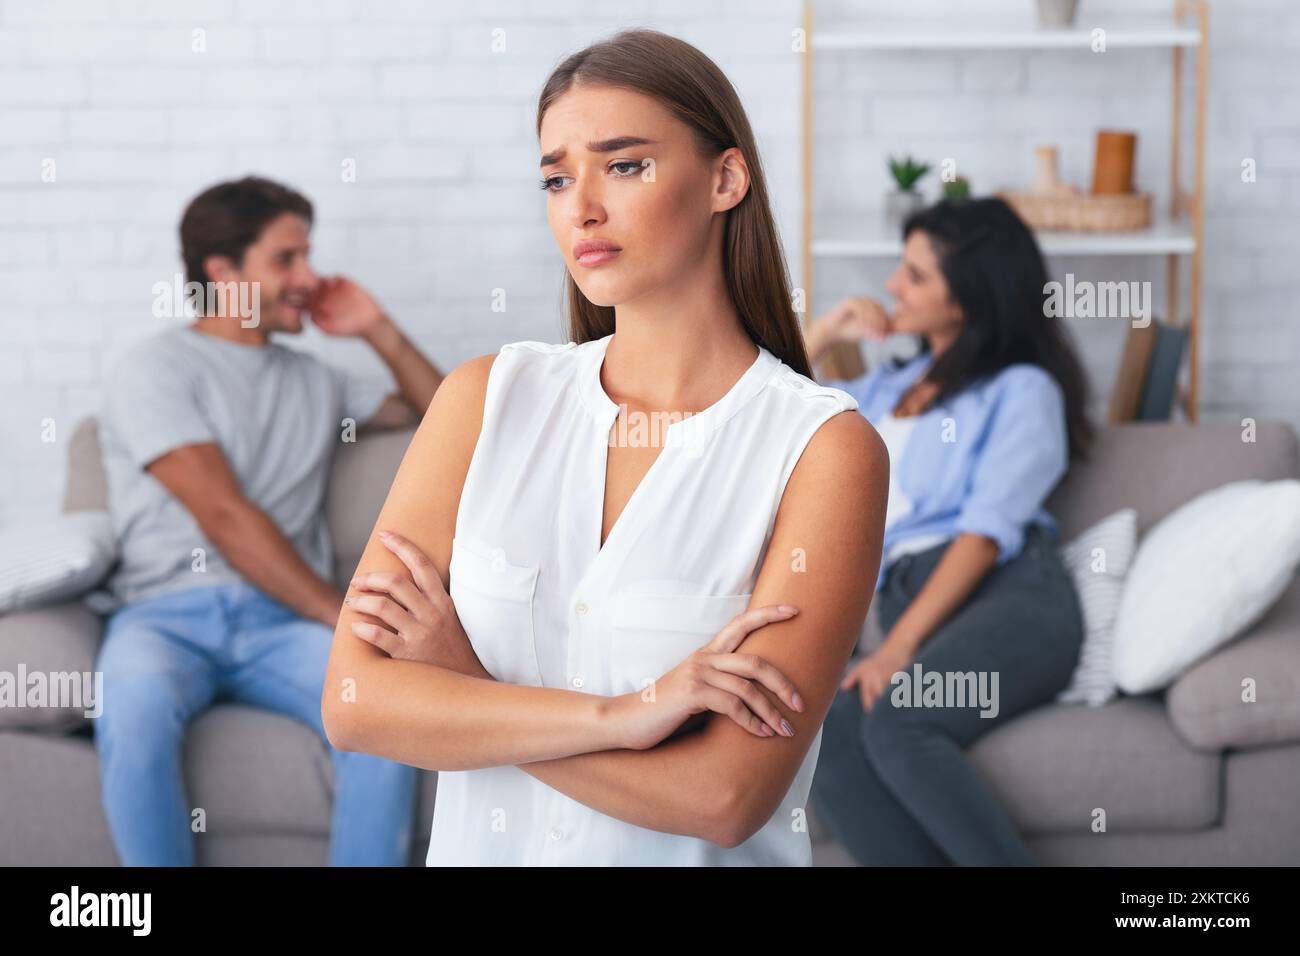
xmin=0 ymin=726 xmax=440 ymax=866
xmin=184 ymin=704 xmax=335 ymax=835
xmin=1113 ymin=479 xmax=1300 ymax=693
xmin=1045 ymin=421 xmax=1299 ymax=542
xmin=1026 ymin=744 xmax=1300 ymax=866
xmin=186 ymin=706 xmax=435 ymax=863
xmin=0 ymin=599 xmax=104 ymax=733
xmin=1055 ymin=507 xmax=1138 ymax=706
xmin=1168 ymin=573 xmax=1300 ymax=751
xmin=0 ymin=511 xmax=118 ymax=615
xmin=0 ymin=731 xmax=120 ymax=865
xmin=968 ymin=696 xmax=1221 ymax=834
xmin=4 ymin=711 xmax=339 ymax=860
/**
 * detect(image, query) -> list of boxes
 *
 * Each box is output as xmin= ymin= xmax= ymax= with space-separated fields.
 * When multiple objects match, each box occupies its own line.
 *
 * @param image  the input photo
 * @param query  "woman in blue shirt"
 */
xmin=807 ymin=197 xmax=1091 ymax=866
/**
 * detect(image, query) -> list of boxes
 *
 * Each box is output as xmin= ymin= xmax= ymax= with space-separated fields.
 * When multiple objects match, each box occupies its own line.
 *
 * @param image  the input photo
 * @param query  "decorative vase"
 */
xmin=884 ymin=189 xmax=925 ymax=227
xmin=1035 ymin=0 xmax=1079 ymax=28
xmin=1091 ymin=130 xmax=1138 ymax=195
xmin=1034 ymin=145 xmax=1063 ymax=193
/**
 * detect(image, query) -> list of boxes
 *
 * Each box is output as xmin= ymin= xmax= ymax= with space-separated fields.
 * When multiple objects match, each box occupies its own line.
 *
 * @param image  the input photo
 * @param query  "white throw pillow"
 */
xmin=1112 ymin=480 xmax=1300 ymax=694
xmin=0 ymin=511 xmax=118 ymax=614
xmin=1056 ymin=508 xmax=1138 ymax=706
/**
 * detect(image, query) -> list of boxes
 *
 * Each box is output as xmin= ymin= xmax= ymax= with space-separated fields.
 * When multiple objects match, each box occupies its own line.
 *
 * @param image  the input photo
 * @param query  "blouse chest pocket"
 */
xmin=448 ymin=536 xmax=543 ymax=687
xmin=609 ymin=587 xmax=753 ymax=697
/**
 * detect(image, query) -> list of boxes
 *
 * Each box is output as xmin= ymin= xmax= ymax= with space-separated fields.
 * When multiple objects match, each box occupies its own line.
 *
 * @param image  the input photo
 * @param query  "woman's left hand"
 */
xmin=841 ymin=643 xmax=912 ymax=711
xmin=345 ymin=529 xmax=489 ymax=678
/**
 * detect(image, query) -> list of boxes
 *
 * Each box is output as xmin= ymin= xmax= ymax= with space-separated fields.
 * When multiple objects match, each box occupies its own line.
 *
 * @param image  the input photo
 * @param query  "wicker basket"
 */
xmin=997 ymin=189 xmax=1152 ymax=231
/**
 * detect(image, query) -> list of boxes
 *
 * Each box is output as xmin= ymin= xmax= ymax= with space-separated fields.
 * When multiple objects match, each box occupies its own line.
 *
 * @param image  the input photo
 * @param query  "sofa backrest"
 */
xmin=64 ymin=417 xmax=417 ymax=589
xmin=66 ymin=417 xmax=1300 ymax=585
xmin=321 ymin=426 xmax=417 ymax=585
xmin=1045 ymin=421 xmax=1300 ymax=540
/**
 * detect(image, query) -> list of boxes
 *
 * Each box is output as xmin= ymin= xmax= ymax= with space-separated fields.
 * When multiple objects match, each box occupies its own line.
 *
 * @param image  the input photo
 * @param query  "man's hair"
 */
xmin=179 ymin=176 xmax=313 ymax=285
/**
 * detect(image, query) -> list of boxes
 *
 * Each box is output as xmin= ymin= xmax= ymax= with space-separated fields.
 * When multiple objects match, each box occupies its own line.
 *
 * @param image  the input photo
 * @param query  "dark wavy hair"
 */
xmin=900 ymin=197 xmax=1094 ymax=460
xmin=536 ymin=29 xmax=812 ymax=377
xmin=180 ymin=176 xmax=313 ymax=286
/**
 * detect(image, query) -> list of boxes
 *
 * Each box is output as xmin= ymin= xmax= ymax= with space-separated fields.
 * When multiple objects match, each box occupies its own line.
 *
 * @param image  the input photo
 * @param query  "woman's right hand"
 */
xmin=610 ymin=604 xmax=806 ymax=751
xmin=807 ymin=296 xmax=894 ymax=363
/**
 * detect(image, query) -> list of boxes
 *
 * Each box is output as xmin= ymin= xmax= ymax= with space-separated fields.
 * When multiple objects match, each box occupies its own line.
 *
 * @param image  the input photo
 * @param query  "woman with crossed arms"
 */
xmin=321 ymin=29 xmax=887 ymax=866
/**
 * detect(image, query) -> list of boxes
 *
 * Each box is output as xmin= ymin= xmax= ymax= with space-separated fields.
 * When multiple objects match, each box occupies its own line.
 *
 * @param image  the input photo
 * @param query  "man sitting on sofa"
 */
xmin=94 ymin=176 xmax=443 ymax=866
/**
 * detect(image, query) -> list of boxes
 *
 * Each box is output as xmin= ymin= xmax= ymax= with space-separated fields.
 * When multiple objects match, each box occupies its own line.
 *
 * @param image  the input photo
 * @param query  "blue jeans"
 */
xmin=93 ymin=581 xmax=418 ymax=866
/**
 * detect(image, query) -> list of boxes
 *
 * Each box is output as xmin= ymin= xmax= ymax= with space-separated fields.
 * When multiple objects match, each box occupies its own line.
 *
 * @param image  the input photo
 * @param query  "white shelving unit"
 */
xmin=811 ymin=19 xmax=1200 ymax=50
xmin=813 ymin=210 xmax=1197 ymax=259
xmin=800 ymin=1 xmax=1210 ymax=420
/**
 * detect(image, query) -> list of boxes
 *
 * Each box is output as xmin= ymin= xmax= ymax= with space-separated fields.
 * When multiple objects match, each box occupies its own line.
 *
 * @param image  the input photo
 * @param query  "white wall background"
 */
xmin=0 ymin=0 xmax=1296 ymax=528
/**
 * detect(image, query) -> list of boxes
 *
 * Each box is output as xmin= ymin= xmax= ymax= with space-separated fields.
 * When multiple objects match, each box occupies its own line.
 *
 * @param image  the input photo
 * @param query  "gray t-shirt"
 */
xmin=99 ymin=326 xmax=391 ymax=608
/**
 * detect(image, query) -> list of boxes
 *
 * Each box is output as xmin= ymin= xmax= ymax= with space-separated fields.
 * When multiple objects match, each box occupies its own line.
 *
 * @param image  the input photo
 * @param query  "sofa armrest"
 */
xmin=0 ymin=598 xmax=105 ymax=733
xmin=1167 ymin=574 xmax=1300 ymax=751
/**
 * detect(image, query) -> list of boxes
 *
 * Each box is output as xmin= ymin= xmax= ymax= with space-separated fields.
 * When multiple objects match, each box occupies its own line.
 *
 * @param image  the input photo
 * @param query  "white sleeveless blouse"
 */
xmin=426 ymin=332 xmax=859 ymax=866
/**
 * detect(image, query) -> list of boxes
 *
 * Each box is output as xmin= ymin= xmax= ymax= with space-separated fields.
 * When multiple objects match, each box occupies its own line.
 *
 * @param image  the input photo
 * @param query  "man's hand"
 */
xmin=313 ymin=276 xmax=445 ymax=414
xmin=309 ymin=275 xmax=388 ymax=338
xmin=345 ymin=528 xmax=492 ymax=679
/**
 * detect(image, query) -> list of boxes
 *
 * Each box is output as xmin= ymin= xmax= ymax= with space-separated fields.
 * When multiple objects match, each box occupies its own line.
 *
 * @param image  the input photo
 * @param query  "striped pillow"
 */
xmin=0 ymin=511 xmax=118 ymax=615
xmin=1055 ymin=508 xmax=1138 ymax=706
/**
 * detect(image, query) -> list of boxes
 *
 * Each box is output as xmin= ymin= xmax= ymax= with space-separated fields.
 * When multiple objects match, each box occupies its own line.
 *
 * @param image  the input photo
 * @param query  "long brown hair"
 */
xmin=536 ymin=29 xmax=812 ymax=377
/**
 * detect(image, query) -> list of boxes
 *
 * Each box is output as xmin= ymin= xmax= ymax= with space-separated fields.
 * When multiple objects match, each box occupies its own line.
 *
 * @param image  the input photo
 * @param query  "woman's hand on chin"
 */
xmin=807 ymin=296 xmax=895 ymax=363
xmin=344 ymin=528 xmax=491 ymax=679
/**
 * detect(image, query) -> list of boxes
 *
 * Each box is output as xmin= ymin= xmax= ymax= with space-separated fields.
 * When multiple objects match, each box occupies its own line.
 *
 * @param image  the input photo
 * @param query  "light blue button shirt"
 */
xmin=826 ymin=352 xmax=1070 ymax=593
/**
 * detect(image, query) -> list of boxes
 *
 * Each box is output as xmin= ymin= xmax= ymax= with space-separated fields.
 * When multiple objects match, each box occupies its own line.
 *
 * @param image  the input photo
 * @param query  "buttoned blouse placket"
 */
xmin=539 ymin=338 xmax=782 ymax=863
xmin=565 ymin=339 xmax=701 ymax=690
xmin=541 ymin=344 xmax=648 ymax=863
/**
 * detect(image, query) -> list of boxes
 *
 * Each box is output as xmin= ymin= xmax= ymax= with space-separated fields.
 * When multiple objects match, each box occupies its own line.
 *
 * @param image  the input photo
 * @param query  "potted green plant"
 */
xmin=942 ymin=175 xmax=971 ymax=201
xmin=886 ymin=155 xmax=930 ymax=225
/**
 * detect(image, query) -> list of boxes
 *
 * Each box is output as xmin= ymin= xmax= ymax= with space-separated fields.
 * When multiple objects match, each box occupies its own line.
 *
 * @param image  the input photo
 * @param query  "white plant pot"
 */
xmin=1036 ymin=0 xmax=1079 ymax=28
xmin=884 ymin=189 xmax=925 ymax=227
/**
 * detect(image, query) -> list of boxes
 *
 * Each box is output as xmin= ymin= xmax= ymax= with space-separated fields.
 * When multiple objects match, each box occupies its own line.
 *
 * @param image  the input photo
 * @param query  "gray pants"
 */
xmin=810 ymin=523 xmax=1083 ymax=866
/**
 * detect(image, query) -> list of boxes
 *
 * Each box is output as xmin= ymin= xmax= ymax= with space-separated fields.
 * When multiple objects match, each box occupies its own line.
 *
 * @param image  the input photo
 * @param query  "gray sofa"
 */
xmin=2 ymin=416 xmax=1298 ymax=865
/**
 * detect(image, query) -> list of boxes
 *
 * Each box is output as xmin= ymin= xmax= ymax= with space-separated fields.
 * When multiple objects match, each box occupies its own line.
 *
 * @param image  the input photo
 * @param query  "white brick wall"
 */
xmin=0 ymin=0 xmax=1296 ymax=527
xmin=813 ymin=0 xmax=1300 ymax=442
